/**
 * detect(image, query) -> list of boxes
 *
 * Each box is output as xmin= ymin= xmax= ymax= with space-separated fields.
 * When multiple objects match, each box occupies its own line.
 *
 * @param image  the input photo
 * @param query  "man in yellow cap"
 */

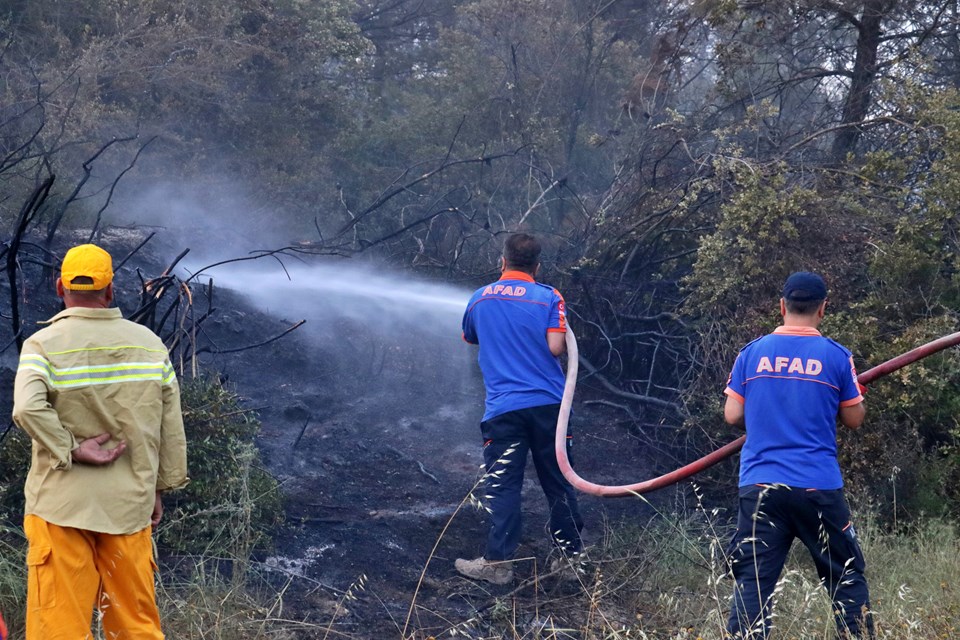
xmin=12 ymin=243 xmax=188 ymax=639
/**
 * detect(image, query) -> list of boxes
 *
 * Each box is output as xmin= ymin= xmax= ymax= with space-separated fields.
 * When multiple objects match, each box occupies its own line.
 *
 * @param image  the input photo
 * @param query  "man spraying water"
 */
xmin=456 ymin=233 xmax=584 ymax=584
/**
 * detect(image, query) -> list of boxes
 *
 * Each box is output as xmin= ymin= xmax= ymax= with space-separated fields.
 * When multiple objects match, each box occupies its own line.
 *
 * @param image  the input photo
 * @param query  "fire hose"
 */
xmin=555 ymin=325 xmax=960 ymax=497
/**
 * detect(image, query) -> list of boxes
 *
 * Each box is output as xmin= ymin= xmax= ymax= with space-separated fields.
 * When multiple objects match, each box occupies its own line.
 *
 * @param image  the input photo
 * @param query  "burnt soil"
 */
xmin=201 ymin=279 xmax=670 ymax=637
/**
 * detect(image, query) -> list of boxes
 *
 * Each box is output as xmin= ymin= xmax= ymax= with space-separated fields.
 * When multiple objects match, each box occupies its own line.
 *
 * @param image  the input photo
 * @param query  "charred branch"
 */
xmin=332 ymin=145 xmax=527 ymax=244
xmin=44 ymin=135 xmax=137 ymax=247
xmin=114 ymin=232 xmax=157 ymax=272
xmin=6 ymin=175 xmax=55 ymax=352
xmin=0 ymin=100 xmax=46 ymax=177
xmin=620 ymin=311 xmax=688 ymax=327
xmin=123 ymin=246 xmax=310 ymax=376
xmin=291 ymin=418 xmax=312 ymax=452
xmin=196 ymin=320 xmax=306 ymax=355
xmin=583 ymin=399 xmax=637 ymax=420
xmin=87 ymin=136 xmax=157 ymax=243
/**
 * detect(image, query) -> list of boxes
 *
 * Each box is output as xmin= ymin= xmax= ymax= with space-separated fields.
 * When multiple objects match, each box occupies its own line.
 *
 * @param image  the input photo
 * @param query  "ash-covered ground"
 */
xmin=195 ymin=253 xmax=670 ymax=636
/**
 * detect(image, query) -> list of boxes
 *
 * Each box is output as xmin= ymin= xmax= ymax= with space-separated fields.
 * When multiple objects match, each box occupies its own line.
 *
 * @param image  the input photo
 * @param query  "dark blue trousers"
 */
xmin=727 ymin=484 xmax=874 ymax=639
xmin=480 ymin=403 xmax=584 ymax=561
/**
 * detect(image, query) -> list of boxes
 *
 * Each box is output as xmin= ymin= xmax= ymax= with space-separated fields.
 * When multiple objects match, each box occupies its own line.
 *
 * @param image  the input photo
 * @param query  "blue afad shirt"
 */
xmin=725 ymin=326 xmax=864 ymax=489
xmin=462 ymin=271 xmax=566 ymax=422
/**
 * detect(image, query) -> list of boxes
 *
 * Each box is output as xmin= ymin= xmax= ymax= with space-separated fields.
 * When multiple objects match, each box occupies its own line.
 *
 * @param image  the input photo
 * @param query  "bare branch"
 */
xmin=88 ymin=136 xmax=157 ymax=242
xmin=579 ymin=353 xmax=684 ymax=415
xmin=6 ymin=175 xmax=55 ymax=351
xmin=197 ymin=320 xmax=306 ymax=355
xmin=333 ymin=147 xmax=527 ymax=241
xmin=45 ymin=135 xmax=138 ymax=246
xmin=115 ymin=232 xmax=157 ymax=271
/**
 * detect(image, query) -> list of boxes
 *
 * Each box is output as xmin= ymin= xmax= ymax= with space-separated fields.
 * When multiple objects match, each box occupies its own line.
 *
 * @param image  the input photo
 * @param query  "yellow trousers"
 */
xmin=24 ymin=515 xmax=163 ymax=640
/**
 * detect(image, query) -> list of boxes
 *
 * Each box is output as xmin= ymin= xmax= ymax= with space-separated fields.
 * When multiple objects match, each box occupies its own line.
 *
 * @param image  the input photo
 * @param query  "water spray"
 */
xmin=555 ymin=326 xmax=960 ymax=497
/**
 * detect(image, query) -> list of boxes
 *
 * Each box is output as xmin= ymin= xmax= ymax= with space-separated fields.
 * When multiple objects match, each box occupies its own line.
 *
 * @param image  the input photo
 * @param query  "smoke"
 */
xmin=110 ymin=177 xmax=486 ymax=448
xmin=109 ymin=178 xmax=482 ymax=365
xmin=111 ymin=179 xmax=300 ymax=256
xmin=114 ymin=179 xmax=473 ymax=336
xmin=182 ymin=250 xmax=483 ymax=409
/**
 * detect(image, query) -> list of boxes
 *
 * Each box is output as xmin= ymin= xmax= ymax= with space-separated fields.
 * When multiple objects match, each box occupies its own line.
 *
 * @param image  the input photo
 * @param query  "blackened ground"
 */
xmin=197 ymin=282 xmax=696 ymax=638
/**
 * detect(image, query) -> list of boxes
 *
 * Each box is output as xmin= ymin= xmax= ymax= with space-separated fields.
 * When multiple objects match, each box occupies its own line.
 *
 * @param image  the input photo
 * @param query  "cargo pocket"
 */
xmin=26 ymin=545 xmax=56 ymax=610
xmin=136 ymin=553 xmax=161 ymax=615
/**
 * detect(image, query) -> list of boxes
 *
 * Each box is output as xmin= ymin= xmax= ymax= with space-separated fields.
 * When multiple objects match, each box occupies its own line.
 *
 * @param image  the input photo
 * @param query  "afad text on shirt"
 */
xmin=755 ymin=356 xmax=823 ymax=375
xmin=482 ymin=284 xmax=527 ymax=297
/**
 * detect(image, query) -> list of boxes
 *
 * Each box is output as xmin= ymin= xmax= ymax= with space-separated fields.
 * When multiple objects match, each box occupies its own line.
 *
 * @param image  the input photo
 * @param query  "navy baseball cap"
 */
xmin=782 ymin=272 xmax=827 ymax=302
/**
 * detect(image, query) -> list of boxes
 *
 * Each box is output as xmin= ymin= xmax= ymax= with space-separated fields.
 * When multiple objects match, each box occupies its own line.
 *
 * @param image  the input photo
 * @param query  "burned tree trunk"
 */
xmin=5 ymin=177 xmax=55 ymax=352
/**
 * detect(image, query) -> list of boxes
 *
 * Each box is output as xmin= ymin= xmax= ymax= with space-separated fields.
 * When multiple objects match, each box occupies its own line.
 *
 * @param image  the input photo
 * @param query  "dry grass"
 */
xmin=0 ymin=524 xmax=26 ymax=635
xmin=399 ymin=484 xmax=960 ymax=640
xmin=4 ymin=487 xmax=960 ymax=638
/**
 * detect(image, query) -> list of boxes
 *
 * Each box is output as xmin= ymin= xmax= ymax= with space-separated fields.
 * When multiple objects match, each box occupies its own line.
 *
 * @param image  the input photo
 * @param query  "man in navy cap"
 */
xmin=723 ymin=272 xmax=873 ymax=638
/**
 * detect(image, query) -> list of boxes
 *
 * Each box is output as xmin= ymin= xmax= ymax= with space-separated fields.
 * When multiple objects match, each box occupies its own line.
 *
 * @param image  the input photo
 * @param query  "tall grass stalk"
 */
xmin=401 ymin=443 xmax=520 ymax=639
xmin=0 ymin=525 xmax=26 ymax=637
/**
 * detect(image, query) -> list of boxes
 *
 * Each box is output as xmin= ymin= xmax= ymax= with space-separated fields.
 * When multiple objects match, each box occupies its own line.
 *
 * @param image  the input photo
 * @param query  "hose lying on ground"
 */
xmin=555 ymin=325 xmax=960 ymax=497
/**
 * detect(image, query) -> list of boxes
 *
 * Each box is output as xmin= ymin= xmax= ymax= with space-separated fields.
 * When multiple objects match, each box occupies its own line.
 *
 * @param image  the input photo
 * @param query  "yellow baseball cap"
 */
xmin=61 ymin=244 xmax=114 ymax=291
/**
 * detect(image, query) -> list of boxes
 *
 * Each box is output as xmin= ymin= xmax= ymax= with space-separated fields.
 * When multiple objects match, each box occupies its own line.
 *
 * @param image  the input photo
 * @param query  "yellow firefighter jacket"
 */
xmin=12 ymin=307 xmax=188 ymax=535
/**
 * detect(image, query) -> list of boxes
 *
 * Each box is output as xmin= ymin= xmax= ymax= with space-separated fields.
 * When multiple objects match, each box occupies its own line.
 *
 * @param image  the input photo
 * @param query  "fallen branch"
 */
xmin=583 ymin=399 xmax=636 ymax=419
xmin=114 ymin=231 xmax=156 ymax=271
xmin=196 ymin=320 xmax=306 ymax=355
xmin=292 ymin=418 xmax=311 ymax=451
xmin=416 ymin=461 xmax=440 ymax=485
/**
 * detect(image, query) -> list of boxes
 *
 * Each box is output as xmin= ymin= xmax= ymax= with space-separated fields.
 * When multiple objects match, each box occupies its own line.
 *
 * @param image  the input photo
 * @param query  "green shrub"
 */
xmin=0 ymin=427 xmax=29 ymax=635
xmin=0 ymin=428 xmax=30 ymax=526
xmin=0 ymin=524 xmax=26 ymax=637
xmin=158 ymin=377 xmax=283 ymax=558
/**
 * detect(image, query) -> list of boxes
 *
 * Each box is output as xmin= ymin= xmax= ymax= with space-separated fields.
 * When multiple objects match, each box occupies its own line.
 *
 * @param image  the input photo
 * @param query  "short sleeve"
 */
xmin=838 ymin=354 xmax=864 ymax=407
xmin=462 ymin=300 xmax=478 ymax=344
xmin=724 ymin=351 xmax=746 ymax=404
xmin=547 ymin=289 xmax=567 ymax=333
